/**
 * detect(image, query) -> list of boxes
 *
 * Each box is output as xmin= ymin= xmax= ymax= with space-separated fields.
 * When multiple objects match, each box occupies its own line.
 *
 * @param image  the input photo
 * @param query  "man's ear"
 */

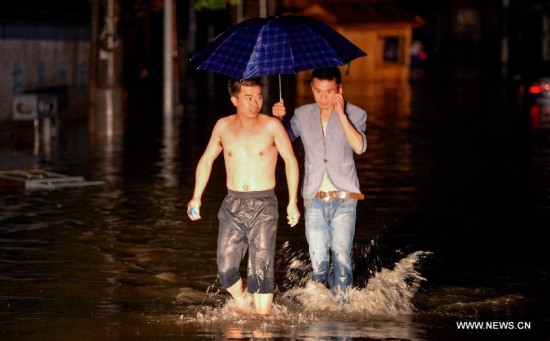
xmin=230 ymin=96 xmax=237 ymax=106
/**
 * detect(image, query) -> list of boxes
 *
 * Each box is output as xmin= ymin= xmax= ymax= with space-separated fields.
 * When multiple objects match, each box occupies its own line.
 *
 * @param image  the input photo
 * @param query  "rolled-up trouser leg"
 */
xmin=246 ymin=206 xmax=277 ymax=294
xmin=217 ymin=200 xmax=247 ymax=289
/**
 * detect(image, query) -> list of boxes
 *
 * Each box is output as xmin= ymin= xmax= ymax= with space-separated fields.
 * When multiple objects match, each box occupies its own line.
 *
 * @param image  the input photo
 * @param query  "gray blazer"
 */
xmin=289 ymin=102 xmax=367 ymax=199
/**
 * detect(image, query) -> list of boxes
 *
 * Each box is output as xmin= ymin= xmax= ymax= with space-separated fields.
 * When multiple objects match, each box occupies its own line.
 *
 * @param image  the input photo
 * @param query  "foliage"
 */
xmin=193 ymin=0 xmax=239 ymax=11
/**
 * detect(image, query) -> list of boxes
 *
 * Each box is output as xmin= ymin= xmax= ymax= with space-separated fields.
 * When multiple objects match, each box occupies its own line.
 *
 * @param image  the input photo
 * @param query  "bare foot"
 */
xmin=230 ymin=293 xmax=251 ymax=313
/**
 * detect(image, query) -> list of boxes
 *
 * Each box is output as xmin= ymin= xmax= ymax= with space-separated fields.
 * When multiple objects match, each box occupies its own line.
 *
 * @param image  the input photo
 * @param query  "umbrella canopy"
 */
xmin=190 ymin=15 xmax=367 ymax=80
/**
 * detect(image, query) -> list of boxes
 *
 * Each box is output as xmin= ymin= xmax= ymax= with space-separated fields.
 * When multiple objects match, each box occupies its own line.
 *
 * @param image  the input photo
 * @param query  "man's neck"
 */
xmin=320 ymin=108 xmax=333 ymax=121
xmin=320 ymin=105 xmax=334 ymax=117
xmin=236 ymin=112 xmax=259 ymax=127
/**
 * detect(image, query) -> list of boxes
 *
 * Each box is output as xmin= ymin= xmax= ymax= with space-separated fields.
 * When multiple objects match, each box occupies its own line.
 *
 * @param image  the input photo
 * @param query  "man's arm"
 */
xmin=270 ymin=118 xmax=300 ymax=227
xmin=187 ymin=120 xmax=224 ymax=220
xmin=272 ymin=101 xmax=299 ymax=141
xmin=334 ymin=91 xmax=366 ymax=154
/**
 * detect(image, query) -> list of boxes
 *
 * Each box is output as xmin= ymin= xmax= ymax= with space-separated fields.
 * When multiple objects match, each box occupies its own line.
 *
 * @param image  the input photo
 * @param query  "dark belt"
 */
xmin=315 ymin=191 xmax=365 ymax=200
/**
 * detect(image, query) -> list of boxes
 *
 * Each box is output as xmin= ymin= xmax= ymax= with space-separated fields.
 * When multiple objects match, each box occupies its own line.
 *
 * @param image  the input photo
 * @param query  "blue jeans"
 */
xmin=304 ymin=197 xmax=357 ymax=295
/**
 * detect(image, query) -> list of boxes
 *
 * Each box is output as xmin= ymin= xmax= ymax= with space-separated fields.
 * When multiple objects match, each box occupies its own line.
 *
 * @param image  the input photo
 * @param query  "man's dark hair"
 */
xmin=311 ymin=67 xmax=342 ymax=85
xmin=228 ymin=78 xmax=263 ymax=97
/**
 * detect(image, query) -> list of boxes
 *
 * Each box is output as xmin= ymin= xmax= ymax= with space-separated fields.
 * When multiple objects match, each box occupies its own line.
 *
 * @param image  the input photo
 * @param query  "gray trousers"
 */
xmin=217 ymin=189 xmax=278 ymax=294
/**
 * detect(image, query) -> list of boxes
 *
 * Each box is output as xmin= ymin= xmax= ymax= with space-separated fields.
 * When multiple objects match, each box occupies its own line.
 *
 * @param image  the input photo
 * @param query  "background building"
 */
xmin=1 ymin=0 xmax=549 ymax=125
xmin=289 ymin=0 xmax=423 ymax=81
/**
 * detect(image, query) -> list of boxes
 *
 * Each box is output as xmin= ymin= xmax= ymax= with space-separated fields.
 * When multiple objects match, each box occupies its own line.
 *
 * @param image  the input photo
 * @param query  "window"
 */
xmin=383 ymin=36 xmax=404 ymax=64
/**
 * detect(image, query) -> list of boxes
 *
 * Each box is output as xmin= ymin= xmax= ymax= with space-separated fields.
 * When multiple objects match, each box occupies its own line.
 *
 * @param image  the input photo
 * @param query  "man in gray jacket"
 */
xmin=273 ymin=67 xmax=367 ymax=303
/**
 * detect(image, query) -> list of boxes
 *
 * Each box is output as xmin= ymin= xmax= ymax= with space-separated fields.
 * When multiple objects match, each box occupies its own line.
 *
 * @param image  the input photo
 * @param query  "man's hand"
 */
xmin=272 ymin=101 xmax=286 ymax=121
xmin=187 ymin=198 xmax=202 ymax=221
xmin=334 ymin=85 xmax=345 ymax=116
xmin=286 ymin=202 xmax=300 ymax=227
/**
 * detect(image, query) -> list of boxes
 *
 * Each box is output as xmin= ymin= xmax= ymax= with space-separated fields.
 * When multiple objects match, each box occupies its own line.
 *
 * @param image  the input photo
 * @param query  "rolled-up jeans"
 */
xmin=304 ymin=197 xmax=357 ymax=295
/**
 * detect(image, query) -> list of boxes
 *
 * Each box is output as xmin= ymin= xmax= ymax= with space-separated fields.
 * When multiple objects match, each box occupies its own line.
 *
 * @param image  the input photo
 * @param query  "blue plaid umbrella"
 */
xmin=190 ymin=15 xmax=366 ymax=99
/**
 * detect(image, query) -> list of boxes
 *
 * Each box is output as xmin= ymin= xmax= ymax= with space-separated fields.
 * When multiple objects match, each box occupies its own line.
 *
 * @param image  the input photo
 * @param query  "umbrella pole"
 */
xmin=279 ymin=74 xmax=282 ymax=102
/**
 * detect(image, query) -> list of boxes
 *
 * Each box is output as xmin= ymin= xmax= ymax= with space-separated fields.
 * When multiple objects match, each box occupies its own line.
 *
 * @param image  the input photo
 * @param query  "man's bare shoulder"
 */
xmin=213 ymin=115 xmax=236 ymax=130
xmin=267 ymin=116 xmax=288 ymax=137
xmin=260 ymin=114 xmax=284 ymax=128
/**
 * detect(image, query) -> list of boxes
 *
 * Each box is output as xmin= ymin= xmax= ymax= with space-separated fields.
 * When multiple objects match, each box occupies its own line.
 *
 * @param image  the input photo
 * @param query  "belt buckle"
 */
xmin=319 ymin=191 xmax=330 ymax=201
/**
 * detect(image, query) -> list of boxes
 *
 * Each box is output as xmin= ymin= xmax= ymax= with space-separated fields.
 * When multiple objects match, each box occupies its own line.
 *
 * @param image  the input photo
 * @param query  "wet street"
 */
xmin=1 ymin=73 xmax=550 ymax=340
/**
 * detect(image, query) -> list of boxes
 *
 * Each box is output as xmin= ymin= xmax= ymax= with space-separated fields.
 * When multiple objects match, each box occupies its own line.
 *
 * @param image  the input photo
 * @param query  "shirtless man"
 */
xmin=187 ymin=78 xmax=300 ymax=315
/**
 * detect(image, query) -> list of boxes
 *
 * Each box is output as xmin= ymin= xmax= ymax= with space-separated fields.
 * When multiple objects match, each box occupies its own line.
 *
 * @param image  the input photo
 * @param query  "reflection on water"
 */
xmin=0 ymin=76 xmax=549 ymax=339
xmin=182 ymin=296 xmax=423 ymax=340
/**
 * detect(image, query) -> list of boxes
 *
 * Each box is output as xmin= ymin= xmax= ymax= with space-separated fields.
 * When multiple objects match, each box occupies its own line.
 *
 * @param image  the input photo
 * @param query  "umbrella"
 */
xmin=190 ymin=15 xmax=367 ymax=101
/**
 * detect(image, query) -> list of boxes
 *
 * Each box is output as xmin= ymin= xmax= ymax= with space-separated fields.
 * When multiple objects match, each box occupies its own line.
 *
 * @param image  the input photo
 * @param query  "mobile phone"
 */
xmin=188 ymin=207 xmax=198 ymax=217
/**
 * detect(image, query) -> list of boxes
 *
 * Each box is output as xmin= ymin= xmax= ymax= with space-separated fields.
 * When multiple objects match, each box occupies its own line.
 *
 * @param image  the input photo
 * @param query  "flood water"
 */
xmin=1 ymin=73 xmax=550 ymax=340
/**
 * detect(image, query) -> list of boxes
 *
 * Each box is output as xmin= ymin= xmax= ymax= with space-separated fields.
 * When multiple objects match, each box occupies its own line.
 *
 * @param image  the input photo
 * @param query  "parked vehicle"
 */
xmin=526 ymin=78 xmax=550 ymax=104
xmin=524 ymin=77 xmax=550 ymax=133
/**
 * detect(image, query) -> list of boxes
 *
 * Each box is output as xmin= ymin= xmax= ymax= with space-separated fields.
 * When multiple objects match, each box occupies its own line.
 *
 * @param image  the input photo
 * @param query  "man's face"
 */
xmin=232 ymin=85 xmax=263 ymax=117
xmin=311 ymin=78 xmax=341 ymax=111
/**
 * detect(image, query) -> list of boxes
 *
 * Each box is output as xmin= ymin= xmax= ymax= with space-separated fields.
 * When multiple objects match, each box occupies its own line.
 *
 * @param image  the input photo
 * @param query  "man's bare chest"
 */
xmin=221 ymin=129 xmax=274 ymax=157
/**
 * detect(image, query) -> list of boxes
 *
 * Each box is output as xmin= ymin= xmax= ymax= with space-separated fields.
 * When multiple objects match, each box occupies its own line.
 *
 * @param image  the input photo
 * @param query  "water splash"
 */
xmin=181 ymin=249 xmax=431 ymax=325
xmin=282 ymin=250 xmax=431 ymax=315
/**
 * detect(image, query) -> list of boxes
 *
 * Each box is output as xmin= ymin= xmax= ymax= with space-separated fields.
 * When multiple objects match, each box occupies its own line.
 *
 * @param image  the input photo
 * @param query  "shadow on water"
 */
xmin=0 ymin=71 xmax=549 ymax=339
